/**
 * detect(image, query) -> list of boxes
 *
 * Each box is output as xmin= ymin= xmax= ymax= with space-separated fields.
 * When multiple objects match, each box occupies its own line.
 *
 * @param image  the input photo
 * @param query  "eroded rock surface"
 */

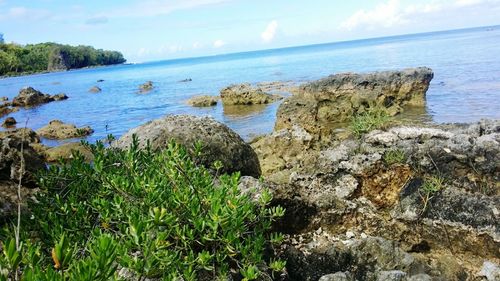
xmin=220 ymin=83 xmax=282 ymax=105
xmin=186 ymin=95 xmax=218 ymax=107
xmin=254 ymin=119 xmax=499 ymax=280
xmin=36 ymin=120 xmax=93 ymax=139
xmin=275 ymin=67 xmax=434 ymax=137
xmin=44 ymin=142 xmax=93 ymax=163
xmin=112 ymin=114 xmax=261 ymax=177
xmin=12 ymin=87 xmax=68 ymax=107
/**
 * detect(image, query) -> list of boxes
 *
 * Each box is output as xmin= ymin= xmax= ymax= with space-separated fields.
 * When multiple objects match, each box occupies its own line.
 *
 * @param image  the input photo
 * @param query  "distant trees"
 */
xmin=0 ymin=39 xmax=126 ymax=76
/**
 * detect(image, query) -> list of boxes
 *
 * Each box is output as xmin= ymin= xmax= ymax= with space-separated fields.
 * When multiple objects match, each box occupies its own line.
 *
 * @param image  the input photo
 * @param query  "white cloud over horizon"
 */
xmin=213 ymin=39 xmax=225 ymax=48
xmin=340 ymin=0 xmax=500 ymax=31
xmin=261 ymin=20 xmax=278 ymax=43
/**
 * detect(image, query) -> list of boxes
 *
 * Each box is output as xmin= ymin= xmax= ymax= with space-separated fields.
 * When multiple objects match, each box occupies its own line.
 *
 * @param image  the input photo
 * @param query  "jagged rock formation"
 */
xmin=220 ymin=83 xmax=282 ymax=105
xmin=36 ymin=120 xmax=93 ymax=139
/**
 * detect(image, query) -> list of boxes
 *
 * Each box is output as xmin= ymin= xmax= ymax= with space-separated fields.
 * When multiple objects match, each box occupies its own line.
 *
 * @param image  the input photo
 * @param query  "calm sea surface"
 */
xmin=1 ymin=26 xmax=499 ymax=146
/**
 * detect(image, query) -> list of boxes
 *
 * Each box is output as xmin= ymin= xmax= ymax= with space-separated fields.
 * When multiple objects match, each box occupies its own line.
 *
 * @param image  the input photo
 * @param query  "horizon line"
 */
xmin=135 ymin=23 xmax=500 ymax=65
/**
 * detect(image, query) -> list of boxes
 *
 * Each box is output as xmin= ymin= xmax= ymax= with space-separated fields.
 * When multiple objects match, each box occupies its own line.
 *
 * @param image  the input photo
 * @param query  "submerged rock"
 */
xmin=112 ymin=114 xmax=261 ymax=177
xmin=186 ymin=95 xmax=218 ymax=107
xmin=275 ymin=67 xmax=434 ymax=137
xmin=179 ymin=78 xmax=192 ymax=82
xmin=139 ymin=81 xmax=154 ymax=93
xmin=220 ymin=83 xmax=282 ymax=105
xmin=11 ymin=87 xmax=68 ymax=107
xmin=89 ymin=86 xmax=102 ymax=93
xmin=36 ymin=120 xmax=93 ymax=139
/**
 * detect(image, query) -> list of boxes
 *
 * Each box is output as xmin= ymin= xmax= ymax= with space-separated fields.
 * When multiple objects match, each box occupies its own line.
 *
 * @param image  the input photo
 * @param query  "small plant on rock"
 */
xmin=419 ymin=176 xmax=445 ymax=214
xmin=349 ymin=107 xmax=391 ymax=138
xmin=383 ymin=149 xmax=406 ymax=165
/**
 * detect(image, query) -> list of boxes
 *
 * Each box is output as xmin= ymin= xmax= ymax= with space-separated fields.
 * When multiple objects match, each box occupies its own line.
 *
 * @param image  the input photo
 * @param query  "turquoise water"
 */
xmin=1 ymin=25 xmax=499 ymax=145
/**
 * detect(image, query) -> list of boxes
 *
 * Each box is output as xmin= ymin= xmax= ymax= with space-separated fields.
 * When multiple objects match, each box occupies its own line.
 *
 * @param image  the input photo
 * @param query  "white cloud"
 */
xmin=261 ymin=20 xmax=278 ymax=43
xmin=192 ymin=42 xmax=202 ymax=49
xmin=213 ymin=39 xmax=225 ymax=48
xmin=0 ymin=6 xmax=51 ymax=21
xmin=340 ymin=0 xmax=406 ymax=31
xmin=340 ymin=0 xmax=500 ymax=31
xmin=85 ymin=16 xmax=109 ymax=25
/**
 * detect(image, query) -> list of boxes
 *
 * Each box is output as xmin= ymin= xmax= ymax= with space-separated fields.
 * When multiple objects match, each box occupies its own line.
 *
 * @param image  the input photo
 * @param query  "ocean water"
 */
xmin=1 ymin=25 xmax=499 ymax=146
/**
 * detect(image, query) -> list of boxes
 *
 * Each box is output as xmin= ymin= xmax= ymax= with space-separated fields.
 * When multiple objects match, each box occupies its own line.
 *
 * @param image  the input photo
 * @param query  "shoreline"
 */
xmin=0 ymin=62 xmax=130 ymax=79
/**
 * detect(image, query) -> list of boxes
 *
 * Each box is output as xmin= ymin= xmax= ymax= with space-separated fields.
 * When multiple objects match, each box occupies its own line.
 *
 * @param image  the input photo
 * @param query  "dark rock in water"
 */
xmin=0 ymin=103 xmax=18 ymax=118
xmin=275 ymin=67 xmax=434 ymax=137
xmin=36 ymin=120 xmax=93 ymax=140
xmin=52 ymin=93 xmax=68 ymax=101
xmin=97 ymin=79 xmax=105 ymax=82
xmin=89 ymin=86 xmax=102 ymax=93
xmin=11 ymin=87 xmax=68 ymax=107
xmin=220 ymin=83 xmax=282 ymax=105
xmin=139 ymin=81 xmax=154 ymax=93
xmin=179 ymin=78 xmax=192 ymax=82
xmin=0 ymin=136 xmax=45 ymax=186
xmin=112 ymin=114 xmax=261 ymax=177
xmin=2 ymin=117 xmax=16 ymax=128
xmin=186 ymin=95 xmax=218 ymax=107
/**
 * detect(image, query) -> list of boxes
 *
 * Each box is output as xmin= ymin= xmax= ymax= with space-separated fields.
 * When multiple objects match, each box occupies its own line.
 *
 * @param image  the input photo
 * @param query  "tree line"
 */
xmin=0 ymin=33 xmax=126 ymax=76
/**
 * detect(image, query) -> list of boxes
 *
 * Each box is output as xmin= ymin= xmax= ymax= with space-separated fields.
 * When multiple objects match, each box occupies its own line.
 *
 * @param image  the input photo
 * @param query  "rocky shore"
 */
xmin=0 ymin=67 xmax=498 ymax=280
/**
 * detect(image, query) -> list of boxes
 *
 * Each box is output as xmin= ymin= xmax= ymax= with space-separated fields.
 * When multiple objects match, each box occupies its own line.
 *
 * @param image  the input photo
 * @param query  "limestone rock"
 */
xmin=112 ymin=115 xmax=261 ymax=177
xmin=186 ymin=95 xmax=218 ymax=107
xmin=139 ymin=81 xmax=154 ymax=93
xmin=89 ymin=86 xmax=102 ymax=93
xmin=44 ymin=142 xmax=93 ymax=163
xmin=12 ymin=87 xmax=68 ymax=107
xmin=220 ymin=83 xmax=281 ymax=105
xmin=0 ymin=136 xmax=45 ymax=186
xmin=36 ymin=120 xmax=94 ymax=139
xmin=275 ymin=67 xmax=434 ymax=137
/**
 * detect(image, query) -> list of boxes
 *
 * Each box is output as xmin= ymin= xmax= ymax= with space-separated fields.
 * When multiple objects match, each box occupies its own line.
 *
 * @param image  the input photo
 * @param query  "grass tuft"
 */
xmin=349 ymin=107 xmax=391 ymax=138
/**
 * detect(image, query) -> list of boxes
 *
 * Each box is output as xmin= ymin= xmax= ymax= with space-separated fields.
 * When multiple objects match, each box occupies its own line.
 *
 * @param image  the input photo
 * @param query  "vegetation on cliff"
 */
xmin=0 ymin=35 xmax=125 ymax=76
xmin=0 ymin=138 xmax=285 ymax=280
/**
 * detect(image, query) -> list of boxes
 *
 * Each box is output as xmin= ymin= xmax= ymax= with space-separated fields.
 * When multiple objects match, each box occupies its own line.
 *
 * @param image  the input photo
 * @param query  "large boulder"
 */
xmin=44 ymin=142 xmax=93 ymax=163
xmin=112 ymin=115 xmax=261 ymax=177
xmin=36 ymin=120 xmax=93 ymax=139
xmin=220 ymin=83 xmax=281 ymax=105
xmin=275 ymin=67 xmax=434 ymax=137
xmin=12 ymin=87 xmax=68 ymax=107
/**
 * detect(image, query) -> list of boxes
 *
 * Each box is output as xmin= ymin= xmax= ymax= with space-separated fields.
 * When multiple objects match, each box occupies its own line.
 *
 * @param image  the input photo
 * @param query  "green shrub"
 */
xmin=383 ymin=149 xmax=406 ymax=165
xmin=419 ymin=176 xmax=445 ymax=214
xmin=349 ymin=107 xmax=391 ymax=138
xmin=0 ymin=137 xmax=285 ymax=280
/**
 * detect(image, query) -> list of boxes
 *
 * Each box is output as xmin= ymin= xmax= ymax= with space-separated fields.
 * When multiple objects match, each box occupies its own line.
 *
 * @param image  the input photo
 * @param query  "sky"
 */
xmin=1 ymin=0 xmax=499 ymax=63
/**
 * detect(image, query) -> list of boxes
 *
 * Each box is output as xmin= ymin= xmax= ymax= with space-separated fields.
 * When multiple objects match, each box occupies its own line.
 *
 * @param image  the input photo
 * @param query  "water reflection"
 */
xmin=223 ymin=104 xmax=268 ymax=118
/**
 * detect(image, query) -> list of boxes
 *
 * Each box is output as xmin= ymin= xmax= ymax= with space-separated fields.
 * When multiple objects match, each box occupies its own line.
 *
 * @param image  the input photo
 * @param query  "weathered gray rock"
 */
xmin=0 ymin=136 xmax=45 ymax=186
xmin=112 ymin=115 xmax=261 ymax=177
xmin=0 ymin=128 xmax=40 ymax=144
xmin=220 ymin=83 xmax=281 ymax=105
xmin=36 ymin=120 xmax=93 ymax=139
xmin=478 ymin=261 xmax=500 ymax=281
xmin=318 ymin=272 xmax=350 ymax=281
xmin=186 ymin=95 xmax=218 ymax=107
xmin=12 ymin=87 xmax=68 ymax=107
xmin=275 ymin=67 xmax=434 ymax=137
xmin=89 ymin=86 xmax=102 ymax=93
xmin=377 ymin=270 xmax=407 ymax=281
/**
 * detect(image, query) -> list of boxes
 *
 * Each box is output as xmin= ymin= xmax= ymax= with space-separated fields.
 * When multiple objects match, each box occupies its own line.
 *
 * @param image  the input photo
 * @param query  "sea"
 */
xmin=1 ymin=25 xmax=499 ymax=146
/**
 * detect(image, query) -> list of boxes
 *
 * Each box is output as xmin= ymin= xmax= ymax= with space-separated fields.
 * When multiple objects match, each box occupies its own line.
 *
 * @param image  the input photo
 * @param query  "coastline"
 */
xmin=0 ymin=62 xmax=130 ymax=79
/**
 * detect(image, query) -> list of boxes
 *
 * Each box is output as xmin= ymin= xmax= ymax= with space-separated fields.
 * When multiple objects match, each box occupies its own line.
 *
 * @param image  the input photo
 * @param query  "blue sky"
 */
xmin=1 ymin=0 xmax=499 ymax=62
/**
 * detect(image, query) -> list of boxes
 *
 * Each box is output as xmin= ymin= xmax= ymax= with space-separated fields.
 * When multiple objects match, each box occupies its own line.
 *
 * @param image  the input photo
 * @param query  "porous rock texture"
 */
xmin=36 ymin=120 xmax=94 ymax=139
xmin=220 ymin=83 xmax=282 ymax=105
xmin=12 ymin=87 xmax=68 ymax=107
xmin=112 ymin=114 xmax=261 ymax=178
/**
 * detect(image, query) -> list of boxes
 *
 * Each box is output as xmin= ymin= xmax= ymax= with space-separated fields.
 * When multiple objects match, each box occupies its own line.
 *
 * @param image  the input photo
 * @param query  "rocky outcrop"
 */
xmin=112 ymin=115 xmax=261 ymax=177
xmin=139 ymin=81 xmax=154 ymax=93
xmin=2 ymin=117 xmax=16 ymax=128
xmin=11 ymin=87 xmax=68 ymax=107
xmin=44 ymin=142 xmax=93 ymax=163
xmin=186 ymin=95 xmax=218 ymax=107
xmin=0 ymin=136 xmax=45 ymax=187
xmin=36 ymin=120 xmax=93 ymax=139
xmin=89 ymin=86 xmax=102 ymax=93
xmin=0 ymin=101 xmax=19 ymax=117
xmin=220 ymin=83 xmax=282 ymax=105
xmin=275 ymin=67 xmax=434 ymax=137
xmin=255 ymin=120 xmax=499 ymax=280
